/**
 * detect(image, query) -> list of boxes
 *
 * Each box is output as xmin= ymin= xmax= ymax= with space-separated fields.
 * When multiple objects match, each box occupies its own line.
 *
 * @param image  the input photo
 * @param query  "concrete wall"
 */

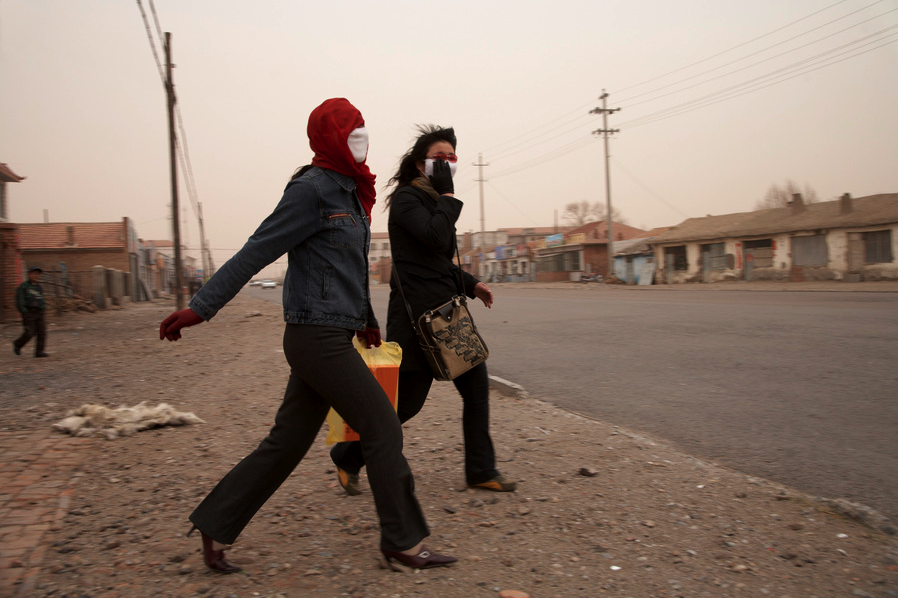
xmin=654 ymin=224 xmax=898 ymax=284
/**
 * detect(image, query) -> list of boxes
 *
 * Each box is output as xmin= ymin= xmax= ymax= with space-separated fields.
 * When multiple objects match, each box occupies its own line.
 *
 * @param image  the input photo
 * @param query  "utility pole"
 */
xmin=590 ymin=90 xmax=620 ymax=278
xmin=165 ymin=32 xmax=184 ymax=309
xmin=197 ymin=201 xmax=210 ymax=280
xmin=473 ymin=153 xmax=489 ymax=249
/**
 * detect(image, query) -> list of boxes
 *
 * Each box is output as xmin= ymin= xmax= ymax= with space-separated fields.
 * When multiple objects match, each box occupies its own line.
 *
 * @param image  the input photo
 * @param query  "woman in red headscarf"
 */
xmin=159 ymin=99 xmax=455 ymax=572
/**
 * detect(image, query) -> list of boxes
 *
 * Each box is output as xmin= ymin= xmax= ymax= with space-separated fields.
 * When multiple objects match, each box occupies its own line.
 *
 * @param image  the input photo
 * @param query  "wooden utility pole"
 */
xmin=590 ymin=90 xmax=620 ymax=278
xmin=198 ymin=201 xmax=210 ymax=280
xmin=165 ymin=32 xmax=184 ymax=309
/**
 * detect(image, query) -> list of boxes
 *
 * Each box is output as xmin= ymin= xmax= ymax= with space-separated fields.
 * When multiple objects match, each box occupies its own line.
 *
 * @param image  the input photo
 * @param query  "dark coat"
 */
xmin=386 ymin=184 xmax=481 ymax=372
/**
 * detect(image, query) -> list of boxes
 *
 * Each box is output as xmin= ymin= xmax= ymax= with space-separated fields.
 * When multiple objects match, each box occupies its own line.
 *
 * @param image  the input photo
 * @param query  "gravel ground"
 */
xmin=1 ymin=293 xmax=897 ymax=598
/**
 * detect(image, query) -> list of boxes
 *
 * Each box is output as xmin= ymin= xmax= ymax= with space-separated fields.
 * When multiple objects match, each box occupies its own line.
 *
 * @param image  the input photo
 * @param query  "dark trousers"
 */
xmin=189 ymin=325 xmax=429 ymax=551
xmin=330 ymin=362 xmax=499 ymax=485
xmin=14 ymin=310 xmax=46 ymax=355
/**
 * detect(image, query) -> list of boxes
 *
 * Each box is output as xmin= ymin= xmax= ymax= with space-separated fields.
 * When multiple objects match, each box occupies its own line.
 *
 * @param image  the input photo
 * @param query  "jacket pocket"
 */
xmin=327 ymin=212 xmax=360 ymax=249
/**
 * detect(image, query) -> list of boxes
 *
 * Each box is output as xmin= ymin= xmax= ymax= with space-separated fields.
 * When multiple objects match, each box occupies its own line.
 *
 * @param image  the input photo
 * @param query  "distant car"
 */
xmin=261 ymin=279 xmax=277 ymax=289
xmin=249 ymin=280 xmax=263 ymax=287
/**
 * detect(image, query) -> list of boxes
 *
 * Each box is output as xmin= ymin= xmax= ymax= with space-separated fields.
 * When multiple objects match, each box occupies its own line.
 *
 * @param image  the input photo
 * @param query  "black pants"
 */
xmin=189 ymin=325 xmax=429 ymax=551
xmin=14 ymin=310 xmax=46 ymax=355
xmin=330 ymin=362 xmax=499 ymax=485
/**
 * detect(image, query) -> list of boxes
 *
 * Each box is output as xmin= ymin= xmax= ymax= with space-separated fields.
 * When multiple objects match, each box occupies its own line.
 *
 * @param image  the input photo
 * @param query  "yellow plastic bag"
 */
xmin=325 ymin=337 xmax=402 ymax=445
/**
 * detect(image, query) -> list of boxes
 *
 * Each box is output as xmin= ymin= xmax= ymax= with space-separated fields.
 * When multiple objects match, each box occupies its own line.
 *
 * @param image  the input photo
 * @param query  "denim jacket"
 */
xmin=189 ymin=167 xmax=377 ymax=330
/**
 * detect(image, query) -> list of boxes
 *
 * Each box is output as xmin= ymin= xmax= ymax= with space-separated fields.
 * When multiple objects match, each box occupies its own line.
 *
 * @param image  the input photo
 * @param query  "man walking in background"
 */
xmin=14 ymin=266 xmax=49 ymax=358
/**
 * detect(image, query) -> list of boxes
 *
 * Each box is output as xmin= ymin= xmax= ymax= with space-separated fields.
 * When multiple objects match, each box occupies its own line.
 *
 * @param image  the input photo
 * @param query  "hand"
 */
xmin=474 ymin=282 xmax=493 ymax=308
xmin=356 ymin=327 xmax=382 ymax=348
xmin=428 ymin=158 xmax=454 ymax=196
xmin=159 ymin=308 xmax=205 ymax=341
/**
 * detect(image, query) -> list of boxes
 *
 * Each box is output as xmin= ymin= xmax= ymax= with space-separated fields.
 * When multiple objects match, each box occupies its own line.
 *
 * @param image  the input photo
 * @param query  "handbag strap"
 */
xmin=392 ymin=238 xmax=465 ymax=330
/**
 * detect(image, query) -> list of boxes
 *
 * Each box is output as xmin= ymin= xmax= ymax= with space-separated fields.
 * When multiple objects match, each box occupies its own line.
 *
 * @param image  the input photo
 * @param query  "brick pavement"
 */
xmin=0 ymin=429 xmax=92 ymax=597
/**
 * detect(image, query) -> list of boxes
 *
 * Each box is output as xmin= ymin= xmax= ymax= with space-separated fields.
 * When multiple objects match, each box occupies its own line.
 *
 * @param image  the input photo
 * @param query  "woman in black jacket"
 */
xmin=330 ymin=125 xmax=516 ymax=494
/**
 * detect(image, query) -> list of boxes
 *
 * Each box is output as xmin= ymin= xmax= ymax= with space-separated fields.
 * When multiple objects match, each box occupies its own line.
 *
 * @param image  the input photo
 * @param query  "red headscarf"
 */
xmin=307 ymin=98 xmax=377 ymax=221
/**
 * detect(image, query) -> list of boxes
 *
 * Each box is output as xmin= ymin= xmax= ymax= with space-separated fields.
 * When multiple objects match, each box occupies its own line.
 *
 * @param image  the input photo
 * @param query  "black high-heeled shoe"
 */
xmin=380 ymin=545 xmax=457 ymax=569
xmin=188 ymin=526 xmax=242 ymax=574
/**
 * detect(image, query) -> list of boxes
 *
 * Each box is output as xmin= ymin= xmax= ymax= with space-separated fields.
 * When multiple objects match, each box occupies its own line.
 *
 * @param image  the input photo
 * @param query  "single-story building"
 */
xmin=649 ymin=193 xmax=898 ymax=284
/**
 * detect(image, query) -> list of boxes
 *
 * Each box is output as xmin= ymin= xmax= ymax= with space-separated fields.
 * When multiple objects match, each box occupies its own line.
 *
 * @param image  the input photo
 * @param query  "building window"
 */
xmin=744 ymin=239 xmax=774 ymax=268
xmin=664 ymin=246 xmax=688 ymax=271
xmin=791 ymin=235 xmax=827 ymax=267
xmin=700 ymin=242 xmax=727 ymax=270
xmin=536 ymin=251 xmax=581 ymax=272
xmin=864 ymin=230 xmax=893 ymax=264
xmin=382 ymin=242 xmax=390 ymax=250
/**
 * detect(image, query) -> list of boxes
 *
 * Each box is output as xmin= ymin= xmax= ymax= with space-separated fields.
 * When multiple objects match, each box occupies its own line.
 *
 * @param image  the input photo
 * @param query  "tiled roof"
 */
xmin=18 ymin=222 xmax=125 ymax=250
xmin=499 ymin=226 xmax=574 ymax=236
xmin=650 ymin=193 xmax=898 ymax=244
xmin=567 ymin=220 xmax=649 ymax=241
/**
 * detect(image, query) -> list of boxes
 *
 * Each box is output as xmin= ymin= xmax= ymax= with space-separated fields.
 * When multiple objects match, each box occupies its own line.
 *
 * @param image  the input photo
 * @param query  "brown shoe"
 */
xmin=469 ymin=475 xmax=517 ymax=492
xmin=337 ymin=468 xmax=362 ymax=496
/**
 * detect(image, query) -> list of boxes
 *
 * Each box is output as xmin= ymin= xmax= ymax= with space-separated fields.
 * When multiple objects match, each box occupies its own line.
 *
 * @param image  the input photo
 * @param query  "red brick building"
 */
xmin=0 ymin=162 xmax=26 ymax=322
xmin=532 ymin=220 xmax=649 ymax=282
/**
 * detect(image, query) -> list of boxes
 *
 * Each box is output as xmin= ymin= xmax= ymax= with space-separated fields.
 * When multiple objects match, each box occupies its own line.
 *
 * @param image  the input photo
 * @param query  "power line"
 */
xmin=616 ymin=0 xmax=885 ymax=103
xmin=490 ymin=136 xmax=596 ymax=180
xmin=611 ymin=157 xmax=691 ymax=218
xmin=618 ymin=6 xmax=898 ymax=109
xmin=485 ymin=180 xmax=542 ymax=227
xmin=482 ymin=1 xmax=894 ymax=179
xmin=135 ymin=0 xmax=164 ymax=82
xmin=483 ymin=100 xmax=597 ymax=159
xmin=617 ymin=29 xmax=898 ymax=130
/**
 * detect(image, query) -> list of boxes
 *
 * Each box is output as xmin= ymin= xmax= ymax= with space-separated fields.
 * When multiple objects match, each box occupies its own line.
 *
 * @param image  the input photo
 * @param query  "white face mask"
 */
xmin=424 ymin=158 xmax=458 ymax=179
xmin=347 ymin=127 xmax=369 ymax=163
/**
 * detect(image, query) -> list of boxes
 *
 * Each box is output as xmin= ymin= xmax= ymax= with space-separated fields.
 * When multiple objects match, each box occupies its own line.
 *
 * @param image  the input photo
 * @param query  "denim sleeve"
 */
xmin=189 ymin=181 xmax=319 ymax=320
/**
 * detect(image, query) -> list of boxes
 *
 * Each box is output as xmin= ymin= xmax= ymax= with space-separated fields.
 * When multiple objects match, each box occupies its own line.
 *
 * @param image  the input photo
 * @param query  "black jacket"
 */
xmin=386 ymin=184 xmax=481 ymax=372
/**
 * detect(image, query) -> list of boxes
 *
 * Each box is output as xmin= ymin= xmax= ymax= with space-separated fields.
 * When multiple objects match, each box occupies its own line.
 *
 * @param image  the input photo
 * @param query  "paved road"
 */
xmin=246 ymin=283 xmax=898 ymax=524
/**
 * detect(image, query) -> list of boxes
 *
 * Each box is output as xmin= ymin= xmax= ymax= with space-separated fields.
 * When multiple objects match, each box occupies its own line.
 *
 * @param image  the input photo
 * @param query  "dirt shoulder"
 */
xmin=1 ymin=294 xmax=896 ymax=598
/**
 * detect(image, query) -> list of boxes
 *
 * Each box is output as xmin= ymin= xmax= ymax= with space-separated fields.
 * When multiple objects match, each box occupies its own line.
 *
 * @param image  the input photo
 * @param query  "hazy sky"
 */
xmin=2 ymin=0 xmax=896 ymax=270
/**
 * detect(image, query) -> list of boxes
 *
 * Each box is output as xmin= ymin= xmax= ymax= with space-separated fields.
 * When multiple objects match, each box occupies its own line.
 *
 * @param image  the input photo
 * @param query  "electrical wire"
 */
xmin=491 ymin=136 xmax=597 ymax=180
xmin=616 ymin=0 xmax=887 ymax=104
xmin=483 ymin=2 xmax=896 ymax=180
xmin=611 ymin=157 xmax=691 ymax=218
xmin=484 ymin=102 xmax=598 ymax=160
xmin=617 ymin=30 xmax=898 ymax=130
xmin=136 ymin=0 xmax=212 ymax=271
xmin=619 ymin=7 xmax=898 ymax=110
xmin=486 ymin=180 xmax=542 ymax=227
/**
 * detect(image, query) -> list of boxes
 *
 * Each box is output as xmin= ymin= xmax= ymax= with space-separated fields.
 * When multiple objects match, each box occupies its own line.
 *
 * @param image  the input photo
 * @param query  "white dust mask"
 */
xmin=347 ymin=127 xmax=369 ymax=163
xmin=424 ymin=158 xmax=458 ymax=178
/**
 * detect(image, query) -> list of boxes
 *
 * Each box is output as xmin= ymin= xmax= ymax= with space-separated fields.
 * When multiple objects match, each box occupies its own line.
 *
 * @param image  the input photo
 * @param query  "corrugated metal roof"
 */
xmin=650 ymin=193 xmax=898 ymax=244
xmin=613 ymin=237 xmax=655 ymax=256
xmin=0 ymin=162 xmax=26 ymax=182
xmin=18 ymin=222 xmax=125 ymax=249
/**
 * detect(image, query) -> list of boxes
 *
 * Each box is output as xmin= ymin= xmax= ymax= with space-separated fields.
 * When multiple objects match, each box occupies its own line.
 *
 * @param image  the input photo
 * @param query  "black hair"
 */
xmin=384 ymin=125 xmax=456 ymax=208
xmin=291 ymin=164 xmax=314 ymax=181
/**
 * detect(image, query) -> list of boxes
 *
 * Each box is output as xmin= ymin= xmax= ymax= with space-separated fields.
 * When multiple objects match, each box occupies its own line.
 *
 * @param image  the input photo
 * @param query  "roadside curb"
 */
xmin=487 ymin=376 xmax=898 ymax=539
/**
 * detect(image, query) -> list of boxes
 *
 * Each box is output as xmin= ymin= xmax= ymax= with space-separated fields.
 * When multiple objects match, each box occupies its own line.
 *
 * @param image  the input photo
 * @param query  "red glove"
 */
xmin=159 ymin=308 xmax=205 ymax=341
xmin=356 ymin=327 xmax=382 ymax=348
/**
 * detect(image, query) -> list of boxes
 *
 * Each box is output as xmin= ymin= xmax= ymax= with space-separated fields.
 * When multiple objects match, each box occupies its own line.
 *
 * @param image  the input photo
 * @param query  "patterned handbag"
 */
xmin=393 ymin=244 xmax=489 ymax=381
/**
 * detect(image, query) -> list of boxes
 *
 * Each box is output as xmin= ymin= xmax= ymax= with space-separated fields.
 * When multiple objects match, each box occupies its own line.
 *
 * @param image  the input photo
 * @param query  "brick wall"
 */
xmin=0 ymin=223 xmax=21 ymax=322
xmin=20 ymin=249 xmax=130 ymax=275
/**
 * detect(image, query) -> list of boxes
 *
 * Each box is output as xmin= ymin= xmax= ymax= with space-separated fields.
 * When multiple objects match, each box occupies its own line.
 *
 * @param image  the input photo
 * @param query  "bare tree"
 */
xmin=562 ymin=201 xmax=595 ymax=226
xmin=596 ymin=204 xmax=628 ymax=225
xmin=755 ymin=180 xmax=819 ymax=210
xmin=563 ymin=201 xmax=628 ymax=226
